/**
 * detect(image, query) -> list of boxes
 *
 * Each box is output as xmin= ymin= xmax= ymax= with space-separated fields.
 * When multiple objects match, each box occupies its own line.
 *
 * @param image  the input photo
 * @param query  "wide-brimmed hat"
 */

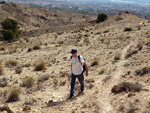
xmin=70 ymin=49 xmax=77 ymax=54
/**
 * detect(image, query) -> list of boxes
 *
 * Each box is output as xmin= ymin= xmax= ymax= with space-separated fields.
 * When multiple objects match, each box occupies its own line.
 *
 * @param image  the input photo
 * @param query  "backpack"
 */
xmin=70 ymin=55 xmax=86 ymax=73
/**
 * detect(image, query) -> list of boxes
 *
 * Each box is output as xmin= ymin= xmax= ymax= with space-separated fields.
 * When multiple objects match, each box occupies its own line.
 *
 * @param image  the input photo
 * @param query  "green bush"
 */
xmin=2 ymin=30 xmax=16 ymax=41
xmin=96 ymin=13 xmax=108 ymax=23
xmin=0 ymin=1 xmax=6 ymax=4
xmin=1 ymin=18 xmax=22 ymax=41
xmin=125 ymin=10 xmax=130 ymax=14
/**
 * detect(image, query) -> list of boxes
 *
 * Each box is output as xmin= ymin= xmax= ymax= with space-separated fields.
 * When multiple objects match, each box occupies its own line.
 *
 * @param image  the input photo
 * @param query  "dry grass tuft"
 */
xmin=33 ymin=45 xmax=41 ymax=50
xmin=103 ymin=75 xmax=112 ymax=83
xmin=5 ymin=60 xmax=19 ymax=67
xmin=22 ymin=76 xmax=35 ymax=88
xmin=91 ymin=58 xmax=99 ymax=66
xmin=6 ymin=87 xmax=21 ymax=102
xmin=0 ymin=77 xmax=7 ymax=87
xmin=0 ymin=63 xmax=4 ymax=75
xmin=38 ymin=74 xmax=50 ymax=82
xmin=15 ymin=66 xmax=22 ymax=74
xmin=135 ymin=66 xmax=150 ymax=76
xmin=34 ymin=61 xmax=46 ymax=71
xmin=111 ymin=82 xmax=142 ymax=94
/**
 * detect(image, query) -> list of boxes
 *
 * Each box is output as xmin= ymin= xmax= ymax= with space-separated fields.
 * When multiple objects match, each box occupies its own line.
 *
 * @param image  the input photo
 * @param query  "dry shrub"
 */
xmin=135 ymin=66 xmax=150 ymax=76
xmin=116 ymin=17 xmax=123 ymax=21
xmin=124 ymin=27 xmax=133 ymax=31
xmin=0 ymin=63 xmax=4 ymax=75
xmin=85 ymin=79 xmax=95 ymax=83
xmin=86 ymin=83 xmax=94 ymax=89
xmin=0 ymin=105 xmax=14 ymax=113
xmin=27 ymin=48 xmax=32 ymax=52
xmin=38 ymin=74 xmax=50 ymax=82
xmin=24 ymin=98 xmax=37 ymax=105
xmin=103 ymin=30 xmax=109 ymax=33
xmin=103 ymin=75 xmax=112 ymax=83
xmin=34 ymin=62 xmax=46 ymax=71
xmin=125 ymin=50 xmax=138 ymax=59
xmin=22 ymin=76 xmax=35 ymax=88
xmin=5 ymin=60 xmax=19 ymax=67
xmin=0 ymin=77 xmax=7 ymax=87
xmin=7 ymin=87 xmax=21 ymax=102
xmin=15 ymin=66 xmax=22 ymax=74
xmin=59 ymin=80 xmax=66 ymax=86
xmin=113 ymin=54 xmax=121 ymax=63
xmin=99 ymin=68 xmax=105 ymax=74
xmin=111 ymin=82 xmax=142 ymax=94
xmin=59 ymin=71 xmax=69 ymax=77
xmin=33 ymin=45 xmax=41 ymax=50
xmin=91 ymin=58 xmax=99 ymax=66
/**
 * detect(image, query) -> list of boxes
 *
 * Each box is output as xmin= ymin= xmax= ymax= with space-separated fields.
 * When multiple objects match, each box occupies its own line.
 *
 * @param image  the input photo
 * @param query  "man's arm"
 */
xmin=83 ymin=62 xmax=88 ymax=77
xmin=71 ymin=63 xmax=72 ymax=72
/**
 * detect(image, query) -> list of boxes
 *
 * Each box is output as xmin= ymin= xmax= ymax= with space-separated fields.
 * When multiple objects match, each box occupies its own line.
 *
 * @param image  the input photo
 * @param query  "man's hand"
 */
xmin=85 ymin=72 xmax=88 ymax=77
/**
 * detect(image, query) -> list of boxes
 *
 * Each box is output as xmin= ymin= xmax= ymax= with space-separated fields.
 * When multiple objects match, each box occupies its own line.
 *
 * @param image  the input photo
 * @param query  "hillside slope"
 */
xmin=0 ymin=6 xmax=150 ymax=113
xmin=0 ymin=3 xmax=95 ymax=36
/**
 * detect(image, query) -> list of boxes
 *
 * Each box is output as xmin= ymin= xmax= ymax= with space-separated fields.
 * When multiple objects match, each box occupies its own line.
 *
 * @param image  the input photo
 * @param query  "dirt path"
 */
xmin=96 ymin=44 xmax=131 ymax=113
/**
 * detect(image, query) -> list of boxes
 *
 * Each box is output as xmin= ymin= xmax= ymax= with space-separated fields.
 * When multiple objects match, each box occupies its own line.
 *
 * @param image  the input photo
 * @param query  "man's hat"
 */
xmin=70 ymin=49 xmax=77 ymax=54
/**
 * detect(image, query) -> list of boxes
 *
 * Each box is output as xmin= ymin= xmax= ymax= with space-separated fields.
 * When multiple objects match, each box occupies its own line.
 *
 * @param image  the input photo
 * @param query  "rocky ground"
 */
xmin=0 ymin=3 xmax=150 ymax=113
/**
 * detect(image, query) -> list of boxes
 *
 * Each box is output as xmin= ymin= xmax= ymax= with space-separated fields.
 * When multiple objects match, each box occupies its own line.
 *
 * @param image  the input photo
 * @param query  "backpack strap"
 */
xmin=70 ymin=55 xmax=82 ymax=63
xmin=78 ymin=55 xmax=82 ymax=65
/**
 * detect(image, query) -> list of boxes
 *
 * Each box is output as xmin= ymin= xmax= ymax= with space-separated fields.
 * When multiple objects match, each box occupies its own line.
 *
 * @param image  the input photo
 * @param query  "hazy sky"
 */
xmin=80 ymin=0 xmax=150 ymax=5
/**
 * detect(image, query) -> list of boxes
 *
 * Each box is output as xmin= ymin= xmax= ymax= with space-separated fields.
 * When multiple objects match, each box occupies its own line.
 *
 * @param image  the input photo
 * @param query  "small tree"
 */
xmin=0 ymin=1 xmax=6 ymax=4
xmin=1 ymin=18 xmax=22 ymax=41
xmin=125 ymin=10 xmax=130 ymax=14
xmin=96 ymin=13 xmax=108 ymax=23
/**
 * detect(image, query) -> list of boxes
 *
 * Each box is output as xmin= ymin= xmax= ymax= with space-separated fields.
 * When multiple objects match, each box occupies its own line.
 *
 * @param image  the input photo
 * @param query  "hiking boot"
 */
xmin=67 ymin=95 xmax=73 ymax=99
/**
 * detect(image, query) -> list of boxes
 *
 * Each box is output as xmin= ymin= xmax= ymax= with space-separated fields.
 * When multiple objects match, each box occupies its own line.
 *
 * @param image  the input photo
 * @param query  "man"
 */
xmin=69 ymin=49 xmax=88 ymax=99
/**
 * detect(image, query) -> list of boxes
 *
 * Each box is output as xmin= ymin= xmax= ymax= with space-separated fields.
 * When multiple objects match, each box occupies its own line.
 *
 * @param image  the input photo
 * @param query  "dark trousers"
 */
xmin=70 ymin=72 xmax=84 ymax=97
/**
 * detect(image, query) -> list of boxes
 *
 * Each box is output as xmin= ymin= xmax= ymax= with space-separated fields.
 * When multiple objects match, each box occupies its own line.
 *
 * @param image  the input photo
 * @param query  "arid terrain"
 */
xmin=0 ymin=3 xmax=150 ymax=113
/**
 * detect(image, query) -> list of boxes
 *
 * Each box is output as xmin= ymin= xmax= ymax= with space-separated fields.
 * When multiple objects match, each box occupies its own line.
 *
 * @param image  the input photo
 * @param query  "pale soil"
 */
xmin=0 ymin=12 xmax=150 ymax=113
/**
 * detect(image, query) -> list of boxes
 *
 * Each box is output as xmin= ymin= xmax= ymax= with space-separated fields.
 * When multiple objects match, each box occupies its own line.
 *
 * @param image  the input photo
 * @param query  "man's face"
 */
xmin=72 ymin=52 xmax=77 ymax=57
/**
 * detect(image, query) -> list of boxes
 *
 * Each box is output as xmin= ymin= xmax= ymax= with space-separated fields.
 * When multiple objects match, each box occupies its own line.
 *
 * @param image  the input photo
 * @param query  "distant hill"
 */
xmin=0 ymin=3 xmax=96 ymax=37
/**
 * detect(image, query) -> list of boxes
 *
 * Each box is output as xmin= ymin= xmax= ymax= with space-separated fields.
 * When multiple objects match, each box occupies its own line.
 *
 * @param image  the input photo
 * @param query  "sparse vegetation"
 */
xmin=96 ymin=13 xmax=108 ymax=23
xmin=125 ymin=49 xmax=138 ymax=59
xmin=91 ymin=58 xmax=99 ymax=66
xmin=0 ymin=63 xmax=4 ymax=75
xmin=111 ymin=82 xmax=142 ymax=94
xmin=0 ymin=77 xmax=7 ymax=87
xmin=38 ymin=74 xmax=50 ymax=82
xmin=124 ymin=27 xmax=133 ymax=31
xmin=135 ymin=66 xmax=150 ymax=76
xmin=125 ymin=10 xmax=130 ymax=14
xmin=22 ymin=76 xmax=35 ymax=88
xmin=15 ymin=66 xmax=22 ymax=74
xmin=34 ymin=61 xmax=46 ymax=71
xmin=103 ymin=75 xmax=112 ymax=83
xmin=58 ymin=40 xmax=64 ymax=44
xmin=1 ymin=18 xmax=22 ymax=41
xmin=7 ymin=87 xmax=21 ymax=102
xmin=5 ymin=60 xmax=19 ymax=67
xmin=33 ymin=45 xmax=41 ymax=50
xmin=0 ymin=1 xmax=6 ymax=4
